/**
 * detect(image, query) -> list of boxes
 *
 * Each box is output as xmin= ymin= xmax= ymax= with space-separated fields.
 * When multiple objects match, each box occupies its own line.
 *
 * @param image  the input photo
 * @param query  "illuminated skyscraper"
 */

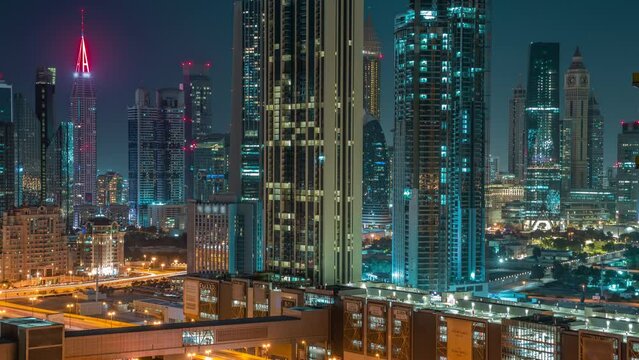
xmin=524 ymin=43 xmax=561 ymax=222
xmin=392 ymin=0 xmax=488 ymax=292
xmin=588 ymin=94 xmax=604 ymax=189
xmin=128 ymin=88 xmax=185 ymax=225
xmin=194 ymin=133 xmax=229 ymax=201
xmin=35 ymin=67 xmax=57 ymax=204
xmin=96 ymin=171 xmax=124 ymax=207
xmin=263 ymin=0 xmax=363 ymax=285
xmin=363 ymin=16 xmax=382 ymax=119
xmin=71 ymin=12 xmax=97 ymax=206
xmin=0 ymin=79 xmax=14 ymax=216
xmin=182 ymin=62 xmax=213 ymax=199
xmin=616 ymin=122 xmax=639 ymax=224
xmin=0 ymin=79 xmax=11 ymax=123
xmin=230 ymin=0 xmax=264 ymax=272
xmin=57 ymin=121 xmax=74 ymax=230
xmin=230 ymin=0 xmax=262 ymax=204
xmin=14 ymin=93 xmax=40 ymax=206
xmin=362 ymin=115 xmax=390 ymax=229
xmin=508 ymin=83 xmax=526 ymax=181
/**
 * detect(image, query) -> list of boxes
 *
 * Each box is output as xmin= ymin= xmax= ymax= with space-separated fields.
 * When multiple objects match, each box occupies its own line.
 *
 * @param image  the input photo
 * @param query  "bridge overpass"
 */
xmin=63 ymin=307 xmax=329 ymax=360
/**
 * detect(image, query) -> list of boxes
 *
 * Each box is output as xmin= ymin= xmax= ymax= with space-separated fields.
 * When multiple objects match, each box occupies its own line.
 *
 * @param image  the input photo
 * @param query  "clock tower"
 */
xmin=562 ymin=47 xmax=592 ymax=193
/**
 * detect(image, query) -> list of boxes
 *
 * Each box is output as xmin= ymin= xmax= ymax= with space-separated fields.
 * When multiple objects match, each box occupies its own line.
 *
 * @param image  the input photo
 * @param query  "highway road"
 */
xmin=0 ymin=270 xmax=186 ymax=299
xmin=191 ymin=350 xmax=266 ymax=359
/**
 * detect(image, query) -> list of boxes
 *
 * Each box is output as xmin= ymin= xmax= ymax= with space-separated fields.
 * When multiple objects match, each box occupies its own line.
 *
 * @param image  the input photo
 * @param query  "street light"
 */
xmin=28 ymin=297 xmax=37 ymax=316
xmin=68 ymin=270 xmax=73 ymax=283
xmin=107 ymin=311 xmax=115 ymax=328
xmin=161 ymin=263 xmax=165 ymax=271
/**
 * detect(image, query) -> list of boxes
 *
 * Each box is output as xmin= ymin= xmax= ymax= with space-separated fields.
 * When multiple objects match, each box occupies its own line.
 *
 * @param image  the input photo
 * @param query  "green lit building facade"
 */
xmin=392 ymin=0 xmax=488 ymax=292
xmin=524 ymin=43 xmax=561 ymax=223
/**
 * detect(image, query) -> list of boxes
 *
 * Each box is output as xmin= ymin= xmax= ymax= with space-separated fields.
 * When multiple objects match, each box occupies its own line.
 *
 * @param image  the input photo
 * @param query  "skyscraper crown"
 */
xmin=75 ymin=9 xmax=90 ymax=75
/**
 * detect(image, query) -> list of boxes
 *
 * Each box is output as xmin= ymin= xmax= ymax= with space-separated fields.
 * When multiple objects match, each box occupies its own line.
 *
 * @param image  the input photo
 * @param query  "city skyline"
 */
xmin=1 ymin=1 xmax=638 ymax=177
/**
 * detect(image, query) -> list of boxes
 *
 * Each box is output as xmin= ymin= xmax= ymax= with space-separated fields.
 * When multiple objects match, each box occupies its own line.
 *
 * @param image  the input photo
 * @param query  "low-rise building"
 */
xmin=563 ymin=190 xmax=616 ymax=228
xmin=486 ymin=183 xmax=524 ymax=225
xmin=76 ymin=217 xmax=124 ymax=276
xmin=186 ymin=196 xmax=257 ymax=275
xmin=1 ymin=206 xmax=67 ymax=282
xmin=132 ymin=298 xmax=184 ymax=324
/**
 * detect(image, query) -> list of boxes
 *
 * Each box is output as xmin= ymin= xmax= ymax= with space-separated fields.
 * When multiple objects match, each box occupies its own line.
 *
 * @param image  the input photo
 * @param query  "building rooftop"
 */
xmin=0 ymin=317 xmax=60 ymax=329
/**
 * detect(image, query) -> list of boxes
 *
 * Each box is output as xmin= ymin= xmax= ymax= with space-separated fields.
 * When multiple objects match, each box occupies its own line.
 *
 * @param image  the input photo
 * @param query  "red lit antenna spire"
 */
xmin=75 ymin=9 xmax=90 ymax=74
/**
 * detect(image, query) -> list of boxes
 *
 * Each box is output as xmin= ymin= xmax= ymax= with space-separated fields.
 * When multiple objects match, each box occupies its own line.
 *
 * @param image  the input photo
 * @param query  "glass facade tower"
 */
xmin=508 ymin=84 xmax=526 ymax=181
xmin=0 ymin=80 xmax=14 ymax=217
xmin=524 ymin=43 xmax=561 ymax=222
xmin=363 ymin=16 xmax=382 ymax=119
xmin=182 ymin=62 xmax=213 ymax=200
xmin=392 ymin=0 xmax=488 ymax=292
xmin=14 ymin=93 xmax=40 ymax=206
xmin=127 ymin=88 xmax=185 ymax=225
xmin=230 ymin=0 xmax=264 ymax=271
xmin=362 ymin=115 xmax=390 ymax=229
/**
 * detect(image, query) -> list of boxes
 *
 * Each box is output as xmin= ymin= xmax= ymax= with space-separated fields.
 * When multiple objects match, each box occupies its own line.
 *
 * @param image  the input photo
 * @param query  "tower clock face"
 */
xmin=580 ymin=75 xmax=588 ymax=86
xmin=567 ymin=75 xmax=576 ymax=86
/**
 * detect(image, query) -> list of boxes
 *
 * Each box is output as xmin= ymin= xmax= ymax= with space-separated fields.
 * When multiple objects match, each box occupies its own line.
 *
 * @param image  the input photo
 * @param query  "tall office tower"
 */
xmin=363 ymin=16 xmax=382 ymax=119
xmin=524 ymin=43 xmax=561 ymax=223
xmin=35 ymin=67 xmax=57 ymax=204
xmin=186 ymin=196 xmax=256 ymax=275
xmin=230 ymin=0 xmax=264 ymax=271
xmin=182 ymin=62 xmax=213 ymax=200
xmin=128 ymin=89 xmax=158 ymax=222
xmin=1 ymin=206 xmax=67 ymax=282
xmin=489 ymin=155 xmax=500 ymax=183
xmin=588 ymin=94 xmax=604 ymax=189
xmin=158 ymin=88 xmax=185 ymax=204
xmin=562 ymin=48 xmax=593 ymax=194
xmin=71 ymin=13 xmax=97 ymax=206
xmin=0 ymin=79 xmax=12 ymax=122
xmin=263 ymin=0 xmax=363 ymax=285
xmin=14 ymin=93 xmax=40 ymax=206
xmin=194 ymin=133 xmax=230 ymax=201
xmin=58 ymin=122 xmax=74 ymax=230
xmin=0 ymin=79 xmax=14 ymax=216
xmin=616 ymin=122 xmax=639 ymax=224
xmin=230 ymin=0 xmax=262 ymax=203
xmin=392 ymin=0 xmax=488 ymax=292
xmin=96 ymin=171 xmax=124 ymax=207
xmin=128 ymin=88 xmax=185 ymax=225
xmin=508 ymin=84 xmax=526 ymax=181
xmin=362 ymin=115 xmax=390 ymax=230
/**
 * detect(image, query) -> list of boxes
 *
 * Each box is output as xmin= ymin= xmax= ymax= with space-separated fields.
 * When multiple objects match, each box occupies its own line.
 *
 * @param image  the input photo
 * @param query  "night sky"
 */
xmin=1 ymin=0 xmax=638 ymax=177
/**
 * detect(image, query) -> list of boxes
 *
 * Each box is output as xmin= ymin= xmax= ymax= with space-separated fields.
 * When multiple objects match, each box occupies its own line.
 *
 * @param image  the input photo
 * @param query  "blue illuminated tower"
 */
xmin=392 ymin=0 xmax=488 ymax=291
xmin=362 ymin=115 xmax=390 ymax=229
xmin=230 ymin=0 xmax=264 ymax=271
xmin=524 ymin=43 xmax=561 ymax=224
